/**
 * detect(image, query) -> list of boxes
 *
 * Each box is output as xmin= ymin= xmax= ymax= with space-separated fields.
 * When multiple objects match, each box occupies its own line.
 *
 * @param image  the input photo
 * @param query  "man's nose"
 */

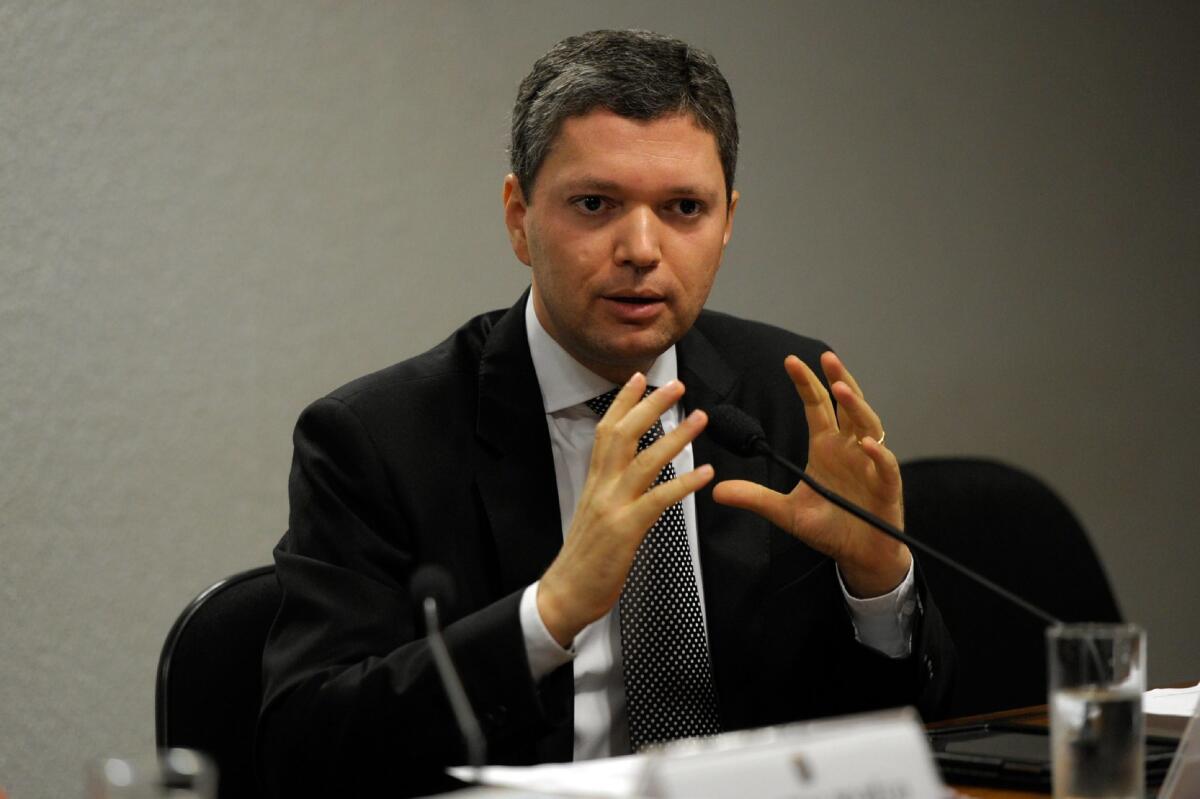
xmin=613 ymin=206 xmax=661 ymax=269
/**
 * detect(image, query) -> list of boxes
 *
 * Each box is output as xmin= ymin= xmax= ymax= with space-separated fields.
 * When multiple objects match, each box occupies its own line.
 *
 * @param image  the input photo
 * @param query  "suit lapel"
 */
xmin=473 ymin=295 xmax=563 ymax=598
xmin=472 ymin=294 xmax=573 ymax=761
xmin=677 ymin=324 xmax=774 ymax=728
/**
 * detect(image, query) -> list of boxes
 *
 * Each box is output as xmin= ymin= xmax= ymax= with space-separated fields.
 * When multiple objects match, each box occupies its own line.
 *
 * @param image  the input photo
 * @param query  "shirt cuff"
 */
xmin=519 ymin=581 xmax=576 ymax=681
xmin=837 ymin=560 xmax=919 ymax=659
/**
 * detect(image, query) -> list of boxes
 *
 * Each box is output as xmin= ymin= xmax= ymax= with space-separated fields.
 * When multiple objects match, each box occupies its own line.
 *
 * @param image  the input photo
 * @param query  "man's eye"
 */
xmin=575 ymin=196 xmax=606 ymax=213
xmin=674 ymin=199 xmax=703 ymax=216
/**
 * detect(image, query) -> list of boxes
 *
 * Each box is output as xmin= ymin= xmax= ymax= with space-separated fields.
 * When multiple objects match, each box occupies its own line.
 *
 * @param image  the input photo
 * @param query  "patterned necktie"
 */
xmin=585 ymin=388 xmax=722 ymax=752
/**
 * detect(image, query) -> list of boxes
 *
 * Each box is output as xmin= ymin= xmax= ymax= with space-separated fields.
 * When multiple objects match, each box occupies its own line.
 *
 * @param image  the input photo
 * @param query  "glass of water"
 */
xmin=1047 ymin=623 xmax=1146 ymax=799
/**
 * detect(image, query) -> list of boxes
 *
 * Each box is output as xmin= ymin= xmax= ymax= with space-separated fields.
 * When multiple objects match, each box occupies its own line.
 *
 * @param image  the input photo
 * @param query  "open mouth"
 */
xmin=603 ymin=294 xmax=666 ymax=320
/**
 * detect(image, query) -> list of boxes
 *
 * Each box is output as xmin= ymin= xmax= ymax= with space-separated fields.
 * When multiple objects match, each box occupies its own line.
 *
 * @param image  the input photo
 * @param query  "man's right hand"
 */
xmin=536 ymin=373 xmax=713 ymax=648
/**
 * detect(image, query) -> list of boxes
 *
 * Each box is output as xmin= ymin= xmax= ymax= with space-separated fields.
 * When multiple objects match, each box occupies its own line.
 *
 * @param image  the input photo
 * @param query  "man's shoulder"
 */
xmin=692 ymin=308 xmax=830 ymax=371
xmin=319 ymin=306 xmax=510 ymax=414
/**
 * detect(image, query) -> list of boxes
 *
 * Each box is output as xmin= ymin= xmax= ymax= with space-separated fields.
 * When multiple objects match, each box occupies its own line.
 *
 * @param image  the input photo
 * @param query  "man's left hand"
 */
xmin=712 ymin=351 xmax=911 ymax=598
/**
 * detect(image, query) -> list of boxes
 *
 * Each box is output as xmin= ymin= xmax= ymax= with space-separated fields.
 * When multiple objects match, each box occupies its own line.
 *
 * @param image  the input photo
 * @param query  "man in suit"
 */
xmin=258 ymin=30 xmax=953 ymax=797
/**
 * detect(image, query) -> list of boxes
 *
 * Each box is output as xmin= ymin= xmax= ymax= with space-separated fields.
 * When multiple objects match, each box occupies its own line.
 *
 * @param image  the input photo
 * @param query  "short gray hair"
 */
xmin=510 ymin=30 xmax=738 ymax=203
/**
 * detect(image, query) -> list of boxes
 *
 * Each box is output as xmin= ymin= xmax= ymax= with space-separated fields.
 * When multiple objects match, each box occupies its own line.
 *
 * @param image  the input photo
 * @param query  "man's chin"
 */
xmin=578 ymin=334 xmax=678 ymax=381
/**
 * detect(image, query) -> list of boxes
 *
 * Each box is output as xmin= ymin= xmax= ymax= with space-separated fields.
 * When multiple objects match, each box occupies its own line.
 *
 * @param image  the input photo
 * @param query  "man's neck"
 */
xmin=524 ymin=294 xmax=678 ymax=413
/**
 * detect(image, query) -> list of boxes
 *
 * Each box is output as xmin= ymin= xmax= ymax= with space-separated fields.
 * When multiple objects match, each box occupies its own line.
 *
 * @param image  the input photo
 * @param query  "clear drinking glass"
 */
xmin=1047 ymin=623 xmax=1146 ymax=799
xmin=84 ymin=749 xmax=216 ymax=799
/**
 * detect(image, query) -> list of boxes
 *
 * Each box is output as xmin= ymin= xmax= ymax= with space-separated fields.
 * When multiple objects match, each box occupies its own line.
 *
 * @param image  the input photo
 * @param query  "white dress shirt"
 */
xmin=517 ymin=296 xmax=916 ymax=759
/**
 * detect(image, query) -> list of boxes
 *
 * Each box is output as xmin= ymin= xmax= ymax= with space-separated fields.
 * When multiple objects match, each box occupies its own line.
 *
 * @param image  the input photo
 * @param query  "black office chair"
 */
xmin=901 ymin=457 xmax=1122 ymax=719
xmin=156 ymin=565 xmax=280 ymax=799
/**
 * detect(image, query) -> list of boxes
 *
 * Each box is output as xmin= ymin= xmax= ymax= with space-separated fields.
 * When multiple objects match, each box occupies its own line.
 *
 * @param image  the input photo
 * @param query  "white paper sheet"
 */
xmin=1145 ymin=682 xmax=1200 ymax=717
xmin=448 ymin=754 xmax=644 ymax=797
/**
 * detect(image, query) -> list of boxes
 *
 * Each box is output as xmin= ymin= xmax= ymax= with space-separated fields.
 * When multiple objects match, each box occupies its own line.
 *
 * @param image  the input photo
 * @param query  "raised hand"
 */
xmin=537 ymin=373 xmax=714 ymax=646
xmin=712 ymin=351 xmax=910 ymax=598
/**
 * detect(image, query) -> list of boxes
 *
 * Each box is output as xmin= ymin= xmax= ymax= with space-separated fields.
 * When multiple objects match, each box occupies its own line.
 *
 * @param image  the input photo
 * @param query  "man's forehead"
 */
xmin=553 ymin=108 xmax=717 ymax=149
xmin=537 ymin=109 xmax=725 ymax=195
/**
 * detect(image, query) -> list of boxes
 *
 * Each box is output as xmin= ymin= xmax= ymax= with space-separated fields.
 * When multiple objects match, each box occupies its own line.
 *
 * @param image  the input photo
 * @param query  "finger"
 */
xmin=621 ymin=408 xmax=708 ymax=492
xmin=830 ymin=380 xmax=883 ymax=441
xmin=820 ymin=352 xmax=884 ymax=439
xmin=597 ymin=372 xmax=649 ymax=423
xmin=591 ymin=372 xmax=651 ymax=467
xmin=820 ymin=351 xmax=865 ymax=400
xmin=784 ymin=355 xmax=838 ymax=436
xmin=593 ymin=378 xmax=687 ymax=476
xmin=634 ymin=463 xmax=715 ymax=528
xmin=710 ymin=478 xmax=794 ymax=533
xmin=859 ymin=436 xmax=902 ymax=494
xmin=611 ymin=379 xmax=686 ymax=447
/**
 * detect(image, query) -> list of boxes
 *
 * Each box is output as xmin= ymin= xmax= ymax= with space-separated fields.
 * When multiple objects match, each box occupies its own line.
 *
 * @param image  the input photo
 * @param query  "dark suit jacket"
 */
xmin=257 ymin=294 xmax=953 ymax=797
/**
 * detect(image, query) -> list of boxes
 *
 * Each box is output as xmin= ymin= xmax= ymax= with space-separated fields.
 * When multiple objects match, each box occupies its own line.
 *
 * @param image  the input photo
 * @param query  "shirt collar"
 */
xmin=524 ymin=292 xmax=679 ymax=414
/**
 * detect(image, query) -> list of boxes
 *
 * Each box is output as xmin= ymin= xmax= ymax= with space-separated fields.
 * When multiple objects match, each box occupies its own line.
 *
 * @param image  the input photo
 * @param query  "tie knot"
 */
xmin=584 ymin=386 xmax=655 ymax=418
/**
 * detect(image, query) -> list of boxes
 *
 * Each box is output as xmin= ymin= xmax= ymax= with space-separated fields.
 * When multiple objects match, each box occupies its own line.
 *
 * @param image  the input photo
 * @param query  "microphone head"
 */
xmin=410 ymin=564 xmax=457 ymax=615
xmin=706 ymin=404 xmax=769 ymax=457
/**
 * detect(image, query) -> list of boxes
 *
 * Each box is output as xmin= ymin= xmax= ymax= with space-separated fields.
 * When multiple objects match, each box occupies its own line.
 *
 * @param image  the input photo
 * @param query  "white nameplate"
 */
xmin=635 ymin=707 xmax=943 ymax=799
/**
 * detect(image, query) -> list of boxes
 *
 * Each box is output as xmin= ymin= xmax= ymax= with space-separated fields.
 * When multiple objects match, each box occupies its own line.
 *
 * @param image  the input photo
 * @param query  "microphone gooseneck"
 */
xmin=705 ymin=404 xmax=1061 ymax=628
xmin=411 ymin=565 xmax=487 ymax=776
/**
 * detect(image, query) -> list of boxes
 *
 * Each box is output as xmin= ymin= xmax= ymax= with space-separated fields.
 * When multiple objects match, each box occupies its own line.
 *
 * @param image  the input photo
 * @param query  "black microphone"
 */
xmin=706 ymin=404 xmax=1060 ymax=627
xmin=706 ymin=404 xmax=772 ymax=458
xmin=410 ymin=565 xmax=487 ymax=774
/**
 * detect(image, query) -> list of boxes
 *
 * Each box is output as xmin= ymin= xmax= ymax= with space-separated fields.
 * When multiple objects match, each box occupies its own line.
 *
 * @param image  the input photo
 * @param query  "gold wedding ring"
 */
xmin=858 ymin=431 xmax=886 ymax=446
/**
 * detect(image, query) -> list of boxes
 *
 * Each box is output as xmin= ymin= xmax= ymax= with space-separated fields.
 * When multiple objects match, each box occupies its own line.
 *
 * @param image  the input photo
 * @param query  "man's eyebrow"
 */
xmin=663 ymin=184 xmax=717 ymax=199
xmin=563 ymin=177 xmax=622 ymax=193
xmin=562 ymin=177 xmax=719 ymax=199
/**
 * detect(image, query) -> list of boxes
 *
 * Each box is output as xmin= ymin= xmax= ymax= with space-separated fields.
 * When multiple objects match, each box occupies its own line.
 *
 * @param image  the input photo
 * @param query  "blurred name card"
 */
xmin=452 ymin=707 xmax=943 ymax=797
xmin=636 ymin=707 xmax=942 ymax=798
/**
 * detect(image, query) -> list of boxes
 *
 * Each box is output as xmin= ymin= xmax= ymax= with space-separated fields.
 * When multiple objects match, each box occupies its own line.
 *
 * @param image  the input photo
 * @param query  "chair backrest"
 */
xmin=156 ymin=565 xmax=280 ymax=799
xmin=901 ymin=457 xmax=1122 ymax=719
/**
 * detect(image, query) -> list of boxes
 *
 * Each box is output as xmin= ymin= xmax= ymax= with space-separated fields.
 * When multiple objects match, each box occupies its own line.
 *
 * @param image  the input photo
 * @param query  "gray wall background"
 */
xmin=2 ymin=2 xmax=1196 ymax=796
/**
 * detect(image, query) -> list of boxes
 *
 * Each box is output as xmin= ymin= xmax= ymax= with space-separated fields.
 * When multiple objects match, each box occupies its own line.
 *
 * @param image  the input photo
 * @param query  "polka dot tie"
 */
xmin=585 ymin=388 xmax=722 ymax=752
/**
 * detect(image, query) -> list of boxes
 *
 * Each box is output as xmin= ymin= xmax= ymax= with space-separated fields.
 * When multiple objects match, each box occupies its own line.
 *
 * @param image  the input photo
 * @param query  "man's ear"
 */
xmin=722 ymin=189 xmax=739 ymax=248
xmin=502 ymin=174 xmax=532 ymax=266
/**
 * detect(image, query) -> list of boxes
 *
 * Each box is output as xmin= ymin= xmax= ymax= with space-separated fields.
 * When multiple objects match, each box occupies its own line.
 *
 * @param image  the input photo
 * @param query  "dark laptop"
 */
xmin=928 ymin=722 xmax=1178 ymax=797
